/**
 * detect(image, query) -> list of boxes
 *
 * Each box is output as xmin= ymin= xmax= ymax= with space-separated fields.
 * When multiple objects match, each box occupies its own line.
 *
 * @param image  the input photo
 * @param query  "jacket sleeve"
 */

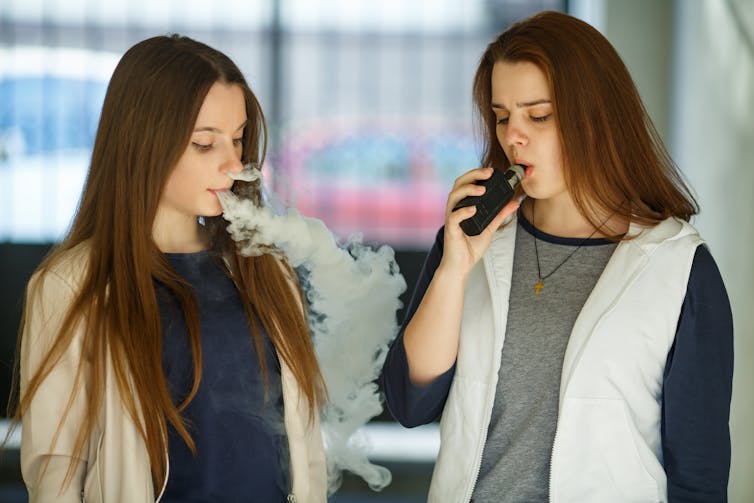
xmin=662 ymin=244 xmax=733 ymax=502
xmin=380 ymin=228 xmax=456 ymax=427
xmin=20 ymin=268 xmax=89 ymax=503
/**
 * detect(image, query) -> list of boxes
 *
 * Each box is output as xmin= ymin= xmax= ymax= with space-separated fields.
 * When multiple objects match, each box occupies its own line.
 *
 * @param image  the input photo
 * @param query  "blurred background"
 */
xmin=1 ymin=0 xmax=752 ymax=501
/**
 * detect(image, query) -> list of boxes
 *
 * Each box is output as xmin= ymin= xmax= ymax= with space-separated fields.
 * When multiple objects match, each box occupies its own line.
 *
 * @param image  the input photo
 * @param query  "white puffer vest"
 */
xmin=428 ymin=216 xmax=702 ymax=503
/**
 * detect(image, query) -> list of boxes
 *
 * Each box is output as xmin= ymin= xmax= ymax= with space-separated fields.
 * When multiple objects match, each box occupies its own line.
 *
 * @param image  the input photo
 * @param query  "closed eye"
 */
xmin=532 ymin=114 xmax=552 ymax=122
xmin=192 ymin=142 xmax=212 ymax=151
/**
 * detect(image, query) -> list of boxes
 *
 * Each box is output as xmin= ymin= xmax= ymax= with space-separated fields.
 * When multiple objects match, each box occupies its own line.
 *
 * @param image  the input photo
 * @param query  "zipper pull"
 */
xmin=287 ymin=494 xmax=297 ymax=503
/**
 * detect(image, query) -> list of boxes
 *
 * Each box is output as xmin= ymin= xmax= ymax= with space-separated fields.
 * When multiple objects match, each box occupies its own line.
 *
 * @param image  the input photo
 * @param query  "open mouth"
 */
xmin=514 ymin=161 xmax=533 ymax=178
xmin=208 ymin=189 xmax=231 ymax=199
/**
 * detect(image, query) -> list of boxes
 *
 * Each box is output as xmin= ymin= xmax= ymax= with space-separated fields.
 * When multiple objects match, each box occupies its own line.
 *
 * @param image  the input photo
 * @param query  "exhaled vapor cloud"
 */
xmin=218 ymin=165 xmax=406 ymax=495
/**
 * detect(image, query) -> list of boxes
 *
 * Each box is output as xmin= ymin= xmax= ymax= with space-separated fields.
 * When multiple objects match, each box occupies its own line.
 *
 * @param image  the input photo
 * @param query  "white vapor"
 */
xmin=216 ymin=165 xmax=406 ymax=495
xmin=227 ymin=163 xmax=261 ymax=182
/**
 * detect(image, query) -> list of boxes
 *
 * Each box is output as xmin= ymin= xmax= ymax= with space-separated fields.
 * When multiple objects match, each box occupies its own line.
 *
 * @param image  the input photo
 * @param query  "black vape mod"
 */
xmin=452 ymin=164 xmax=525 ymax=236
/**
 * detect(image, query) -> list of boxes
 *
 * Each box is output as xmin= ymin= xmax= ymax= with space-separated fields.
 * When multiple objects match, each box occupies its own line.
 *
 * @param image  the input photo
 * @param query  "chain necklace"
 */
xmin=531 ymin=202 xmax=608 ymax=295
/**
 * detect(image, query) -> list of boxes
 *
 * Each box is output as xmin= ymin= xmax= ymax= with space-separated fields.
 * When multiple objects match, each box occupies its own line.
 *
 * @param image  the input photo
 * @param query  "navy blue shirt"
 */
xmin=156 ymin=251 xmax=290 ymax=503
xmin=381 ymin=223 xmax=734 ymax=501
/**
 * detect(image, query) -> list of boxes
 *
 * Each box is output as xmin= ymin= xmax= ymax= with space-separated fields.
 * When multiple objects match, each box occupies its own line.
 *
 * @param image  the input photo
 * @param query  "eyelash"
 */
xmin=495 ymin=114 xmax=552 ymax=125
xmin=532 ymin=114 xmax=552 ymax=122
xmin=192 ymin=138 xmax=244 ymax=152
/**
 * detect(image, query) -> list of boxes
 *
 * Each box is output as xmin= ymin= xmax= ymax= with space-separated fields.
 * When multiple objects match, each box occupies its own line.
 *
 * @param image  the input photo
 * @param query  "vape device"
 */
xmin=452 ymin=164 xmax=525 ymax=236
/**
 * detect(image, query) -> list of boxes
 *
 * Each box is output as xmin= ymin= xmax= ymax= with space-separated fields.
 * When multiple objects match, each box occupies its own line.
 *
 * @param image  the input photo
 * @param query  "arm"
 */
xmin=20 ymin=269 xmax=89 ymax=503
xmin=401 ymin=251 xmax=471 ymax=386
xmin=662 ymin=245 xmax=734 ymax=502
xmin=381 ymin=229 xmax=457 ymax=427
xmin=381 ymin=167 xmax=520 ymax=426
xmin=403 ymin=167 xmax=519 ymax=386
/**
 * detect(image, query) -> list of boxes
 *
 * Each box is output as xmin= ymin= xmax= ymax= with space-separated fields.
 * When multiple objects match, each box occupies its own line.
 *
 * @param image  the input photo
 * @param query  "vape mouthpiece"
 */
xmin=506 ymin=164 xmax=525 ymax=185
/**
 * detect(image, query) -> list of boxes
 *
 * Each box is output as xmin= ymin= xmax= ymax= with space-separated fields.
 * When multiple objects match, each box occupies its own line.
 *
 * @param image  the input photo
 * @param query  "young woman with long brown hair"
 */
xmin=381 ymin=11 xmax=733 ymax=502
xmin=12 ymin=35 xmax=326 ymax=502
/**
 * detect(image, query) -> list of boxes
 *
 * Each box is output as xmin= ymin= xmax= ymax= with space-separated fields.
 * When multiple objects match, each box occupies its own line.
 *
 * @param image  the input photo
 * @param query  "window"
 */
xmin=0 ymin=0 xmax=563 ymax=248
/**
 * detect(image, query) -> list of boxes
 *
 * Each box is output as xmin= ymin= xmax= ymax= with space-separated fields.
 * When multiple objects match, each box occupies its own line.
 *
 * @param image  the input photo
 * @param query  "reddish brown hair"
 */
xmin=11 ymin=35 xmax=324 ymax=491
xmin=473 ymin=11 xmax=697 ymax=229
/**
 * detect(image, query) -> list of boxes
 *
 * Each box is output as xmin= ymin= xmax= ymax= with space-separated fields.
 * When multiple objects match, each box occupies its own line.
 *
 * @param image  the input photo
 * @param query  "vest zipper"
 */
xmin=462 ymin=252 xmax=506 ymax=502
xmin=548 ymin=425 xmax=560 ymax=502
xmin=287 ymin=494 xmax=297 ymax=502
xmin=463 ymin=394 xmax=495 ymax=502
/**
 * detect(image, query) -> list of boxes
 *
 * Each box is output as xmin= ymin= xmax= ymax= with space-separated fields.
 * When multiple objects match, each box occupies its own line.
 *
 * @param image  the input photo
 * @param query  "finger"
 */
xmin=483 ymin=199 xmax=521 ymax=236
xmin=451 ymin=166 xmax=493 ymax=190
xmin=446 ymin=205 xmax=476 ymax=234
xmin=446 ymin=183 xmax=486 ymax=215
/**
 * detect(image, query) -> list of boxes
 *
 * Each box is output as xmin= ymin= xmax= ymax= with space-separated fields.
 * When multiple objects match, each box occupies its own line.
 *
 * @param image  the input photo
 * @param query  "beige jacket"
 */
xmin=20 ymin=243 xmax=327 ymax=502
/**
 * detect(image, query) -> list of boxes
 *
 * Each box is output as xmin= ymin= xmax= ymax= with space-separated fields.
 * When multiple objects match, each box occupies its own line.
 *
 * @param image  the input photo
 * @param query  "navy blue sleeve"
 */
xmin=380 ymin=227 xmax=457 ymax=427
xmin=662 ymin=244 xmax=734 ymax=502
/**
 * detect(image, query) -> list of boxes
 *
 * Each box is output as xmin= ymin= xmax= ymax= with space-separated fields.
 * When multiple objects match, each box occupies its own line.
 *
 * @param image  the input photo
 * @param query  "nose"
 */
xmin=224 ymin=158 xmax=243 ymax=174
xmin=220 ymin=147 xmax=244 ymax=175
xmin=502 ymin=118 xmax=528 ymax=148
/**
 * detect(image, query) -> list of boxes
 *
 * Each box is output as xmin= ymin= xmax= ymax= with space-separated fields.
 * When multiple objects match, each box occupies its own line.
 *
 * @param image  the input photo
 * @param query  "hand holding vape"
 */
xmin=452 ymin=164 xmax=525 ymax=236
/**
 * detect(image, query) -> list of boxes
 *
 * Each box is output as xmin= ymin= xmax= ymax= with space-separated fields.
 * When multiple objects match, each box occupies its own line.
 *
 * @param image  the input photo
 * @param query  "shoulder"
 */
xmin=627 ymin=217 xmax=703 ymax=257
xmin=687 ymin=244 xmax=729 ymax=303
xmin=28 ymin=241 xmax=92 ymax=299
xmin=22 ymin=242 xmax=94 ymax=355
xmin=630 ymin=216 xmax=700 ymax=241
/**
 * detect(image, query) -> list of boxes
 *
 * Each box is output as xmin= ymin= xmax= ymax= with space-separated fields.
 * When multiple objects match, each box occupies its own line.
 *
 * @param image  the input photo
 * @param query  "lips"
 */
xmin=514 ymin=158 xmax=534 ymax=178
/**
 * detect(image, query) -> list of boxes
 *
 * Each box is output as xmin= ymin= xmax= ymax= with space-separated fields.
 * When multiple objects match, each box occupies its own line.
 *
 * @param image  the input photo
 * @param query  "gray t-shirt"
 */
xmin=471 ymin=216 xmax=617 ymax=503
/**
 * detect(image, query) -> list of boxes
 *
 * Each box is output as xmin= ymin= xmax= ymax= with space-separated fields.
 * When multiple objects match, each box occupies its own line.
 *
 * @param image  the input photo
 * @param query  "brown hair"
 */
xmin=10 ymin=35 xmax=325 ymax=491
xmin=472 ymin=10 xmax=698 ymax=230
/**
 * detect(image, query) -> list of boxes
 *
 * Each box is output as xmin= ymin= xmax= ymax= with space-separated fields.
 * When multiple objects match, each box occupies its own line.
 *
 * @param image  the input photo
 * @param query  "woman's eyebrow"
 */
xmin=491 ymin=99 xmax=551 ymax=110
xmin=193 ymin=120 xmax=248 ymax=133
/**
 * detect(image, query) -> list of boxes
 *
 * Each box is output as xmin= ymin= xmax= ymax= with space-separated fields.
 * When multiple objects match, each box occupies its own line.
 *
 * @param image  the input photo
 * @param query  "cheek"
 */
xmin=548 ymin=148 xmax=563 ymax=171
xmin=163 ymin=166 xmax=200 ymax=202
xmin=495 ymin=129 xmax=510 ymax=155
xmin=171 ymin=161 xmax=204 ymax=188
xmin=547 ymin=131 xmax=564 ymax=164
xmin=162 ymin=172 xmax=179 ymax=198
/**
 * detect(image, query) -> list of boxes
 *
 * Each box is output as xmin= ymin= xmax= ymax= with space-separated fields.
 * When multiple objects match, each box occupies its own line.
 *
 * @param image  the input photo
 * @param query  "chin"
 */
xmin=201 ymin=204 xmax=224 ymax=218
xmin=521 ymin=180 xmax=554 ymax=201
xmin=522 ymin=180 xmax=534 ymax=196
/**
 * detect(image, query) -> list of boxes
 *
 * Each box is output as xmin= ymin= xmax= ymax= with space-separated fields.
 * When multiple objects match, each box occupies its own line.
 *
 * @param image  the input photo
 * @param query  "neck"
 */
xmin=526 ymin=195 xmax=594 ymax=238
xmin=152 ymin=210 xmax=206 ymax=253
xmin=525 ymin=196 xmax=628 ymax=239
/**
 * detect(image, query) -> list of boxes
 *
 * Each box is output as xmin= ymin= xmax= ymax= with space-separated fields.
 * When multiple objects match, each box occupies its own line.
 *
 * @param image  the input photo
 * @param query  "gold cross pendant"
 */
xmin=534 ymin=278 xmax=544 ymax=295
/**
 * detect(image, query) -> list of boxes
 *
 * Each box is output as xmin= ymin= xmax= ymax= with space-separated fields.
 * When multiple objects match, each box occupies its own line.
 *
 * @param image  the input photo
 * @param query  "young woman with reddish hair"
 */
xmin=12 ymin=35 xmax=326 ymax=502
xmin=382 ymin=11 xmax=733 ymax=502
